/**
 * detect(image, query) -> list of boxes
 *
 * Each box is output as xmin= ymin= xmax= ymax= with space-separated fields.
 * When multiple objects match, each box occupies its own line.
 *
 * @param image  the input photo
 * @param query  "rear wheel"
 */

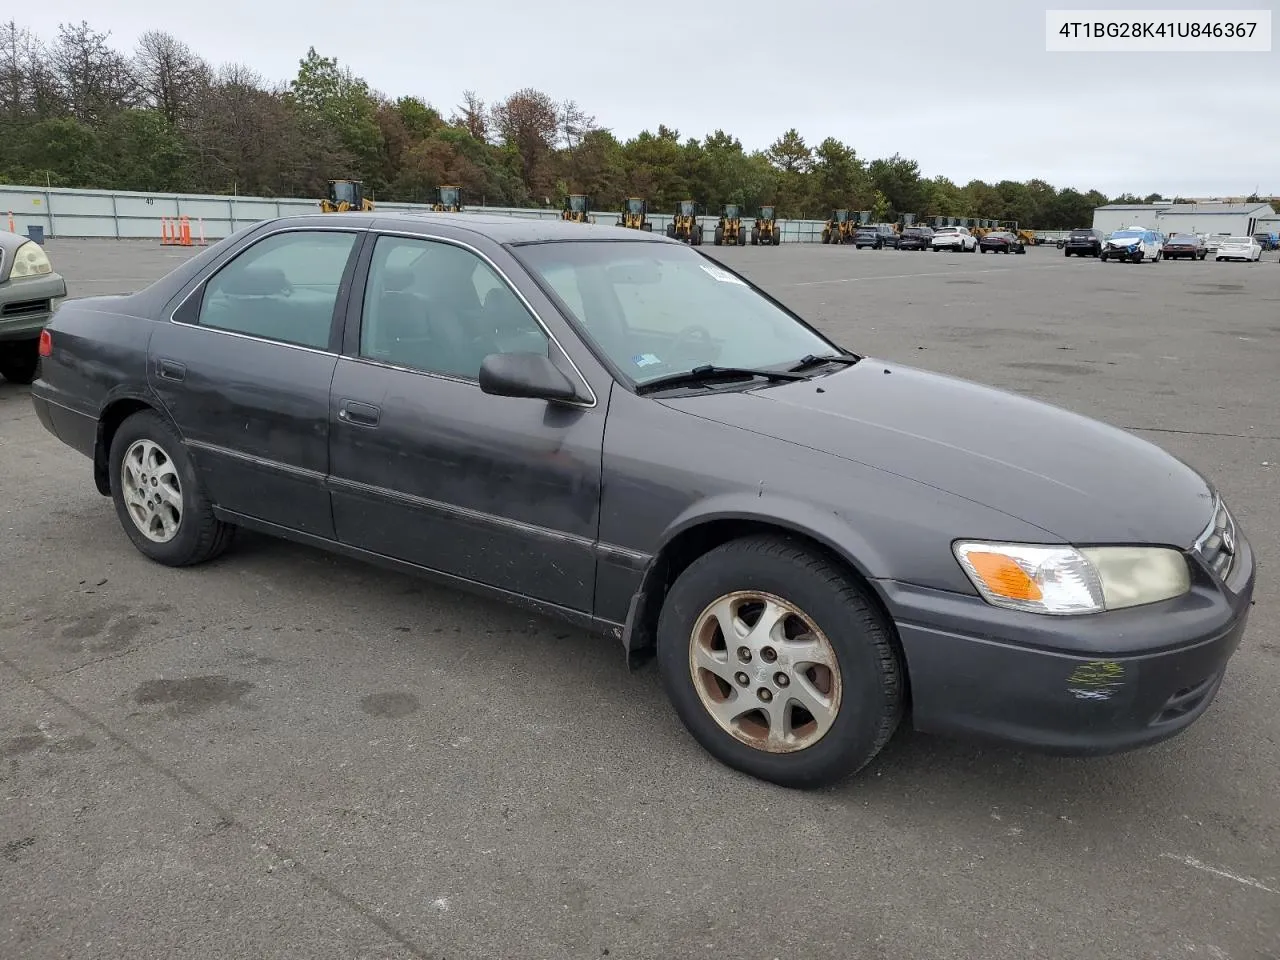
xmin=656 ymin=534 xmax=904 ymax=789
xmin=0 ymin=339 xmax=40 ymax=384
xmin=108 ymin=410 xmax=236 ymax=567
xmin=714 ymin=227 xmax=724 ymax=246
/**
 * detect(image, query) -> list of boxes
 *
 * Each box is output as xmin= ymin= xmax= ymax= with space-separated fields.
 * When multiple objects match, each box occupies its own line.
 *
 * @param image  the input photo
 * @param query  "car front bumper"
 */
xmin=0 ymin=272 xmax=68 ymax=341
xmin=876 ymin=529 xmax=1255 ymax=755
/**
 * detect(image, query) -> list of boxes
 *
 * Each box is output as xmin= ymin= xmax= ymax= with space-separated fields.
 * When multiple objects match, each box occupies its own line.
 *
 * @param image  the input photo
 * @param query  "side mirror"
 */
xmin=478 ymin=352 xmax=579 ymax=402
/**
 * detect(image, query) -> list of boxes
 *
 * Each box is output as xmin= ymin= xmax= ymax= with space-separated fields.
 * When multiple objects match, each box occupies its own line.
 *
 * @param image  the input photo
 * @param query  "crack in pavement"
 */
xmin=1123 ymin=425 xmax=1280 ymax=441
xmin=0 ymin=651 xmax=439 ymax=960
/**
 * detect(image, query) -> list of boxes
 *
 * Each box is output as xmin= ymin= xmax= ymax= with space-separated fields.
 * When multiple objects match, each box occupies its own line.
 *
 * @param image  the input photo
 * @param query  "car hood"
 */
xmin=660 ymin=360 xmax=1214 ymax=546
xmin=1107 ymin=236 xmax=1144 ymax=246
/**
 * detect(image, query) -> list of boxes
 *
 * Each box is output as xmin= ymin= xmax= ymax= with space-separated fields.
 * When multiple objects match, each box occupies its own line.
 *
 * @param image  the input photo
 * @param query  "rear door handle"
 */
xmin=158 ymin=359 xmax=186 ymax=382
xmin=338 ymin=399 xmax=380 ymax=427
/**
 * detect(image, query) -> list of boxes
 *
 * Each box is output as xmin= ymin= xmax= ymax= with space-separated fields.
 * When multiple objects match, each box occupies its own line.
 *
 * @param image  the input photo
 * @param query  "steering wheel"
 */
xmin=670 ymin=324 xmax=716 ymax=362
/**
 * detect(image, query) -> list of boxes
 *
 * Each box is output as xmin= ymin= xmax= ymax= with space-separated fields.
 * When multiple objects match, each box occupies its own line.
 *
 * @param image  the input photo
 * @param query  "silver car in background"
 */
xmin=0 ymin=230 xmax=67 ymax=384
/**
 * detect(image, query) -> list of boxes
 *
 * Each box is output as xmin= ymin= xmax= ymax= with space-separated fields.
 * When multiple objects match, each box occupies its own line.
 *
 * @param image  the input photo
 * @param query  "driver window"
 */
xmin=358 ymin=235 xmax=549 ymax=380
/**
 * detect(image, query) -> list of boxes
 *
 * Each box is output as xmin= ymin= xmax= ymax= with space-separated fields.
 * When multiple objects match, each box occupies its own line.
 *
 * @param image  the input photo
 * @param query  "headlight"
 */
xmin=8 ymin=241 xmax=53 ymax=278
xmin=953 ymin=541 xmax=1191 ymax=615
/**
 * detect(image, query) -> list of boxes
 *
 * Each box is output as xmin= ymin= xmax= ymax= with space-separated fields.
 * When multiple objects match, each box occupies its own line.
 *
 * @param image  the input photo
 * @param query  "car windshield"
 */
xmin=1170 ymin=235 xmax=1197 ymax=242
xmin=1070 ymin=229 xmax=1093 ymax=236
xmin=1110 ymin=230 xmax=1144 ymax=240
xmin=514 ymin=240 xmax=839 ymax=387
xmin=1223 ymin=237 xmax=1250 ymax=243
xmin=936 ymin=227 xmax=958 ymax=234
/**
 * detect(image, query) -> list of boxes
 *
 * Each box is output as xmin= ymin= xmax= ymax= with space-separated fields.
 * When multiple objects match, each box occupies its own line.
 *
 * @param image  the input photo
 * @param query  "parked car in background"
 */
xmin=1214 ymin=236 xmax=1263 ymax=262
xmin=897 ymin=226 xmax=934 ymax=251
xmin=1162 ymin=234 xmax=1208 ymax=260
xmin=1100 ymin=227 xmax=1165 ymax=263
xmin=931 ymin=226 xmax=978 ymax=252
xmin=1250 ymin=232 xmax=1277 ymax=251
xmin=978 ymin=231 xmax=1026 ymax=255
xmin=27 ymin=212 xmax=1256 ymax=789
xmin=853 ymin=224 xmax=900 ymax=249
xmin=0 ymin=230 xmax=68 ymax=384
xmin=1204 ymin=235 xmax=1230 ymax=253
xmin=1063 ymin=228 xmax=1105 ymax=257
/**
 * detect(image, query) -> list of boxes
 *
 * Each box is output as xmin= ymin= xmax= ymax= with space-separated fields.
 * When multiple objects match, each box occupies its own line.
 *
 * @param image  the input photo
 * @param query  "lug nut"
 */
xmin=775 ymin=672 xmax=789 ymax=687
xmin=761 ymin=647 xmax=777 ymax=663
xmin=737 ymin=647 xmax=752 ymax=663
xmin=757 ymin=688 xmax=773 ymax=703
xmin=735 ymin=672 xmax=749 ymax=686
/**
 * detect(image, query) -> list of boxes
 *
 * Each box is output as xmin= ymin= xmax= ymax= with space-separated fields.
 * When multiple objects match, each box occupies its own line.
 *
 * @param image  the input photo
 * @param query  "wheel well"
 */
xmin=93 ymin=399 xmax=154 ymax=495
xmin=624 ymin=519 xmax=910 ymax=707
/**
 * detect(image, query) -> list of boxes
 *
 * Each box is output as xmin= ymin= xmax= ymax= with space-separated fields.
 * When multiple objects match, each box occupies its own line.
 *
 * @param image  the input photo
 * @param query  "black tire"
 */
xmin=737 ymin=229 xmax=746 ymax=246
xmin=656 ymin=534 xmax=904 ymax=789
xmin=714 ymin=227 xmax=724 ymax=246
xmin=772 ymin=233 xmax=780 ymax=246
xmin=666 ymin=224 xmax=676 ymax=239
xmin=108 ymin=409 xmax=236 ymax=567
xmin=0 ymin=339 xmax=40 ymax=384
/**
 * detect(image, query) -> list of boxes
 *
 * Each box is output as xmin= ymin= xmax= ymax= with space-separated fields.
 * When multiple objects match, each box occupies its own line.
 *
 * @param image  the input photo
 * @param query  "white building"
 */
xmin=1092 ymin=201 xmax=1276 ymax=238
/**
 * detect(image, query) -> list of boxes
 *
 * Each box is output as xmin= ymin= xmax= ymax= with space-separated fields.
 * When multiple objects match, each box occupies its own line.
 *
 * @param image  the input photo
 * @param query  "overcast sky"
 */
xmin=20 ymin=0 xmax=1280 ymax=197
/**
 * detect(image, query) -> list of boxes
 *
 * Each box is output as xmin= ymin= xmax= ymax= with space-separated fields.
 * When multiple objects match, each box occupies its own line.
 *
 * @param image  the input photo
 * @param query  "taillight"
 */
xmin=38 ymin=329 xmax=52 ymax=357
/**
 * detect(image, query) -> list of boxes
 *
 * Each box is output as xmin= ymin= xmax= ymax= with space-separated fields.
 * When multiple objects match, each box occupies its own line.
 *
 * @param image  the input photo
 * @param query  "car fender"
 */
xmin=619 ymin=489 xmax=898 ymax=659
xmin=655 ymin=488 xmax=893 ymax=580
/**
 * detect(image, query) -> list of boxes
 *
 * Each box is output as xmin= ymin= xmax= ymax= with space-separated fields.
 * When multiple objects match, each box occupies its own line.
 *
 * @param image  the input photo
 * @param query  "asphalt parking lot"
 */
xmin=2 ymin=237 xmax=1278 ymax=960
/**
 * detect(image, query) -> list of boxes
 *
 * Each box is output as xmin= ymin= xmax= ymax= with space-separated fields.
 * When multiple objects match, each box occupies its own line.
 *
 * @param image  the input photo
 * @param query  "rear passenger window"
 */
xmin=358 ymin=235 xmax=548 ymax=380
xmin=197 ymin=231 xmax=358 ymax=350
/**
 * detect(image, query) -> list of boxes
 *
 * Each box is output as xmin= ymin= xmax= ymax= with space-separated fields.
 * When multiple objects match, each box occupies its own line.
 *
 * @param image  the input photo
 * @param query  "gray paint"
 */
xmin=29 ymin=210 xmax=1257 ymax=758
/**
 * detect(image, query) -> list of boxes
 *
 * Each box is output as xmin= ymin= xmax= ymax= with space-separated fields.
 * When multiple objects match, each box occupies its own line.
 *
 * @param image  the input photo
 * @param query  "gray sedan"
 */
xmin=0 ymin=229 xmax=67 ymax=383
xmin=29 ymin=212 xmax=1256 ymax=788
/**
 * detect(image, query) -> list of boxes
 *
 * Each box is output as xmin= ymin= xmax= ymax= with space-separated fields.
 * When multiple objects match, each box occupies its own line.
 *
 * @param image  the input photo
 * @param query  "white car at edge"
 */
xmin=931 ymin=226 xmax=978 ymax=252
xmin=1100 ymin=226 xmax=1164 ymax=263
xmin=1214 ymin=236 xmax=1263 ymax=262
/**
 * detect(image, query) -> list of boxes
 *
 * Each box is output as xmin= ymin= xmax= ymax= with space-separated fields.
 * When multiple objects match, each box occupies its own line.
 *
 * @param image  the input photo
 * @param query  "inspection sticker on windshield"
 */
xmin=700 ymin=264 xmax=746 ymax=285
xmin=633 ymin=353 xmax=661 ymax=368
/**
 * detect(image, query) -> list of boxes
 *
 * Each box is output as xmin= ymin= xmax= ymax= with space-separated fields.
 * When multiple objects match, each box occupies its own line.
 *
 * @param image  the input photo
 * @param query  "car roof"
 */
xmin=257 ymin=211 xmax=676 ymax=246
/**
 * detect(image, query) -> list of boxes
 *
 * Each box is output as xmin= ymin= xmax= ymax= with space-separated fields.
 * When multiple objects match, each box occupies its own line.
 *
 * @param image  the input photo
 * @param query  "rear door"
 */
xmin=326 ymin=229 xmax=607 ymax=613
xmin=149 ymin=226 xmax=364 ymax=539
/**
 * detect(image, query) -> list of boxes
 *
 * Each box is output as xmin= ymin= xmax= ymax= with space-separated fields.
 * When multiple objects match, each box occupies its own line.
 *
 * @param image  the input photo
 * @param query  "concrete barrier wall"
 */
xmin=0 ymin=184 xmax=835 ymax=243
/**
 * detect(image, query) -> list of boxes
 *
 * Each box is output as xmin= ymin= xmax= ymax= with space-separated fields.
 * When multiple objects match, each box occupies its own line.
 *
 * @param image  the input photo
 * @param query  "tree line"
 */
xmin=1 ymin=19 xmax=1177 ymax=227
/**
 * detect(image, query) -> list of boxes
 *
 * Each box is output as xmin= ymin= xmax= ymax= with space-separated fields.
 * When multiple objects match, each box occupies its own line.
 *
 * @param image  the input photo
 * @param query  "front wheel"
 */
xmin=108 ymin=410 xmax=236 ymax=566
xmin=0 ymin=339 xmax=41 ymax=384
xmin=656 ymin=534 xmax=904 ymax=789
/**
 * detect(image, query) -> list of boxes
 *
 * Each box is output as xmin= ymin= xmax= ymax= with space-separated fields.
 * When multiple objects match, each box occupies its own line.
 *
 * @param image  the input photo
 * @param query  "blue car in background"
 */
xmin=1101 ymin=227 xmax=1165 ymax=263
xmin=1251 ymin=232 xmax=1278 ymax=251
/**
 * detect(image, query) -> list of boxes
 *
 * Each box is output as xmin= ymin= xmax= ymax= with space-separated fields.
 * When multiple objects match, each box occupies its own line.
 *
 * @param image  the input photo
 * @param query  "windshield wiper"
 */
xmin=635 ymin=364 xmax=809 ymax=395
xmin=788 ymin=353 xmax=860 ymax=373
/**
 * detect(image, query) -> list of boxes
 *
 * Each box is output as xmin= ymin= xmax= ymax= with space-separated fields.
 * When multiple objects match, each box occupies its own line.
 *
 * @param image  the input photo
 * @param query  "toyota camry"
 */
xmin=30 ymin=213 xmax=1256 ymax=788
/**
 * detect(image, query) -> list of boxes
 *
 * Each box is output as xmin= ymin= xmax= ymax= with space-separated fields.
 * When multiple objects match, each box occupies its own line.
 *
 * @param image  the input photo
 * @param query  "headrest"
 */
xmin=220 ymin=267 xmax=291 ymax=297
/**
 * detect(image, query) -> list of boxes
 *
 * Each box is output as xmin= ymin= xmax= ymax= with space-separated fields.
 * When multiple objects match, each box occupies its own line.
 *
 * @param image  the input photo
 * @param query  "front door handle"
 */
xmin=158 ymin=359 xmax=186 ymax=382
xmin=338 ymin=399 xmax=380 ymax=427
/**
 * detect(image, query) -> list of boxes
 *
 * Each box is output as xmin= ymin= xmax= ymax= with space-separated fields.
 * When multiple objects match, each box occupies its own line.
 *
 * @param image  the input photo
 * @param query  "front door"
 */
xmin=327 ymin=231 xmax=605 ymax=613
xmin=150 ymin=227 xmax=363 ymax=539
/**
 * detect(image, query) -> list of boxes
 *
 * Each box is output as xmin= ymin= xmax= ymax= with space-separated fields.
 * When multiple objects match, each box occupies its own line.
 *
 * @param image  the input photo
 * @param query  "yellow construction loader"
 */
xmin=618 ymin=197 xmax=652 ymax=231
xmin=751 ymin=206 xmax=780 ymax=245
xmin=431 ymin=185 xmax=463 ymax=212
xmin=667 ymin=200 xmax=703 ymax=245
xmin=320 ymin=179 xmax=374 ymax=213
xmin=822 ymin=209 xmax=856 ymax=245
xmin=562 ymin=194 xmax=592 ymax=223
xmin=713 ymin=204 xmax=746 ymax=246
